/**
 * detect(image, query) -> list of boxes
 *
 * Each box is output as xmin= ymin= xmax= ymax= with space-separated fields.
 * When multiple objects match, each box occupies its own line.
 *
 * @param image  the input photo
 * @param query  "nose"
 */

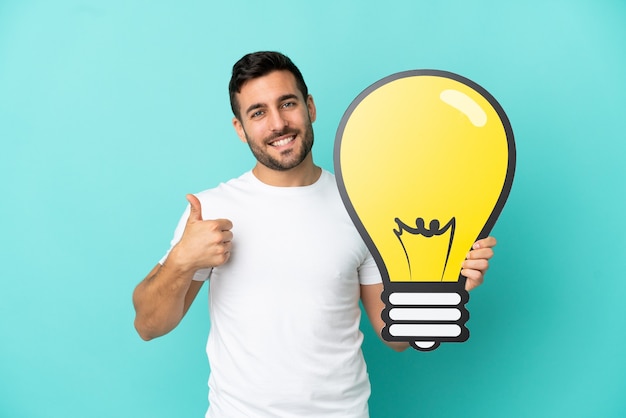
xmin=268 ymin=109 xmax=288 ymax=132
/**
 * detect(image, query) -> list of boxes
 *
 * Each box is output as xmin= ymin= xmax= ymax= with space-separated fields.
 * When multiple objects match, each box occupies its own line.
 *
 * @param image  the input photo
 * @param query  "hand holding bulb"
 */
xmin=463 ymin=237 xmax=497 ymax=291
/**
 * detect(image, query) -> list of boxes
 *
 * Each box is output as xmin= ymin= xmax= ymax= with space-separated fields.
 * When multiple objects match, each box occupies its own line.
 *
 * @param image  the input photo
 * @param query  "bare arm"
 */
xmin=132 ymin=194 xmax=233 ymax=341
xmin=361 ymin=283 xmax=410 ymax=352
xmin=132 ymin=262 xmax=204 ymax=341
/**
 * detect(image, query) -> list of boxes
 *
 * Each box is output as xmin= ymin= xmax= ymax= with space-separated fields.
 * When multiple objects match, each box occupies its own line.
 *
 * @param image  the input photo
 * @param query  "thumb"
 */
xmin=186 ymin=194 xmax=203 ymax=222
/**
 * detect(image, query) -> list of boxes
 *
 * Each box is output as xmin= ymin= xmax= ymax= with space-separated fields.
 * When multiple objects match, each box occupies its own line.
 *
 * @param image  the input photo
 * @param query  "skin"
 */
xmin=232 ymin=70 xmax=320 ymax=187
xmin=132 ymin=70 xmax=497 ymax=350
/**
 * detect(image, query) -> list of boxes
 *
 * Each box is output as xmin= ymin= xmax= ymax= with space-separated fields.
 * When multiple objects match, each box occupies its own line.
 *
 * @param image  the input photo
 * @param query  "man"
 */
xmin=133 ymin=51 xmax=496 ymax=417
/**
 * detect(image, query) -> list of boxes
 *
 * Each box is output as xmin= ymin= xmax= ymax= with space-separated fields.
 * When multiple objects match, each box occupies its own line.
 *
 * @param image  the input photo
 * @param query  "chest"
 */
xmin=208 ymin=191 xmax=367 ymax=299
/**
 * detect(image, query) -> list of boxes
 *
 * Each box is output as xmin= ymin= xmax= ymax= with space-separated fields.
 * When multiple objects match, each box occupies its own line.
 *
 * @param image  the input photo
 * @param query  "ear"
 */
xmin=232 ymin=117 xmax=247 ymax=143
xmin=306 ymin=95 xmax=317 ymax=123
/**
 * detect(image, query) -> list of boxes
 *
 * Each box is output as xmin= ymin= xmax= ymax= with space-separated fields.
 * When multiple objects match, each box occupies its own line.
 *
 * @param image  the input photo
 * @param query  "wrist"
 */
xmin=165 ymin=245 xmax=203 ymax=275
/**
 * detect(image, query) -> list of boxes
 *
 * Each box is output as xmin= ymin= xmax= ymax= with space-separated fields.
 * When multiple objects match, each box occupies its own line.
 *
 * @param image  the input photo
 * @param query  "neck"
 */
xmin=252 ymin=155 xmax=322 ymax=187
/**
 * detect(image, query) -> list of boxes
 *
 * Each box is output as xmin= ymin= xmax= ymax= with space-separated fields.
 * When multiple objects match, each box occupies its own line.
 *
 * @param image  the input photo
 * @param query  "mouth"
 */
xmin=268 ymin=135 xmax=296 ymax=148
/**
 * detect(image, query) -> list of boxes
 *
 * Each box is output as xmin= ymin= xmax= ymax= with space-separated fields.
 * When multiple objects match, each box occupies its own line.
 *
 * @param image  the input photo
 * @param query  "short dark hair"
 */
xmin=229 ymin=51 xmax=309 ymax=120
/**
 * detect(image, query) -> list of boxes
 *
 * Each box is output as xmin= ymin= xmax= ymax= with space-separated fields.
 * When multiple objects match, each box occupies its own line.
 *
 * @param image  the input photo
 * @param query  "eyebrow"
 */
xmin=245 ymin=94 xmax=300 ymax=116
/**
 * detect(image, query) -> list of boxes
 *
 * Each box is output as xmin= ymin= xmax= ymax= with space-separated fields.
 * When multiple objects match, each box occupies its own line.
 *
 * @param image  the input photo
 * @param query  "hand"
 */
xmin=462 ymin=236 xmax=496 ymax=291
xmin=170 ymin=194 xmax=233 ymax=271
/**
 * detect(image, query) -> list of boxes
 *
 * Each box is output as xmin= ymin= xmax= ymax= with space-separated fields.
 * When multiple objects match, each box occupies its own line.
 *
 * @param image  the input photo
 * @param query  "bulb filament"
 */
xmin=393 ymin=217 xmax=456 ymax=281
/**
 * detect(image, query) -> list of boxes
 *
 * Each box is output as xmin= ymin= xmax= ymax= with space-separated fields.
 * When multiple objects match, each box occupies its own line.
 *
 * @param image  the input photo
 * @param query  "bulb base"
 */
xmin=381 ymin=281 xmax=469 ymax=351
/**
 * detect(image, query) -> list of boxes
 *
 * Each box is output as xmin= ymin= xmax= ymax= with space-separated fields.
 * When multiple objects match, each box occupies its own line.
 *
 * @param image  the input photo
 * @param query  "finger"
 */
xmin=463 ymin=258 xmax=489 ymax=272
xmin=207 ymin=228 xmax=233 ymax=246
xmin=214 ymin=218 xmax=234 ymax=232
xmin=472 ymin=236 xmax=497 ymax=250
xmin=463 ymin=269 xmax=484 ymax=291
xmin=186 ymin=194 xmax=203 ymax=223
xmin=213 ymin=242 xmax=232 ymax=266
xmin=220 ymin=230 xmax=234 ymax=243
xmin=466 ymin=247 xmax=494 ymax=260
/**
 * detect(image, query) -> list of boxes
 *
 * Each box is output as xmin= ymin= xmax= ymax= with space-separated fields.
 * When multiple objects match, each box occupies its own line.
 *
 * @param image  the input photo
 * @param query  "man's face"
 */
xmin=232 ymin=70 xmax=316 ymax=171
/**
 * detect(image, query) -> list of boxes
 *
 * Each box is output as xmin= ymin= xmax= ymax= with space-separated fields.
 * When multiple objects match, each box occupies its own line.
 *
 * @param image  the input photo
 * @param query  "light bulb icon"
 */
xmin=334 ymin=70 xmax=515 ymax=351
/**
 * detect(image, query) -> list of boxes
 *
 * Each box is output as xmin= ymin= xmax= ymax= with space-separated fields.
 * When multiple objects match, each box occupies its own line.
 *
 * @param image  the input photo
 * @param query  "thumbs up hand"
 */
xmin=170 ymin=194 xmax=233 ymax=271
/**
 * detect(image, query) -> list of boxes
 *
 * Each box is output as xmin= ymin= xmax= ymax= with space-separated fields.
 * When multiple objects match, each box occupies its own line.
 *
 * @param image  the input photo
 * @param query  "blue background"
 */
xmin=1 ymin=1 xmax=625 ymax=417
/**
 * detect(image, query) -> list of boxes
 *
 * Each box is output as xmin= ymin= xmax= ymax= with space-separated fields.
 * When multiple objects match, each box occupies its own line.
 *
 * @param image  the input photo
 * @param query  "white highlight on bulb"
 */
xmin=440 ymin=89 xmax=487 ymax=127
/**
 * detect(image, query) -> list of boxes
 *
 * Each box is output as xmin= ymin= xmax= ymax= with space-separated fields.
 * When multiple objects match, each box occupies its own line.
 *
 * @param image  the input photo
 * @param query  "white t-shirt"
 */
xmin=161 ymin=170 xmax=382 ymax=417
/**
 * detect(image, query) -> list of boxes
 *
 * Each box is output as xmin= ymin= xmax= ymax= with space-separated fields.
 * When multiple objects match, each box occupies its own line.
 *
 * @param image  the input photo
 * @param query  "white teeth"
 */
xmin=271 ymin=136 xmax=294 ymax=147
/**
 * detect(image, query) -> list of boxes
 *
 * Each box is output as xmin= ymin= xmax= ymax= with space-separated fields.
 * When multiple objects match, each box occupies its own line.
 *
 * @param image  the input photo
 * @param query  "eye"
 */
xmin=281 ymin=101 xmax=296 ymax=109
xmin=250 ymin=110 xmax=265 ymax=119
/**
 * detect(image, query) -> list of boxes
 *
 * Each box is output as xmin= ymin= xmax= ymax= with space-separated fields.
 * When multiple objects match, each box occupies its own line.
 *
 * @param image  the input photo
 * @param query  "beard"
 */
xmin=244 ymin=118 xmax=315 ymax=171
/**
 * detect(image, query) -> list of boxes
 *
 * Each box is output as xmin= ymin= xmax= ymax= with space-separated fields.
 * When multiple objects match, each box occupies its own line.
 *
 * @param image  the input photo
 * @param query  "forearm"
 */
xmin=132 ymin=257 xmax=197 ymax=341
xmin=360 ymin=283 xmax=409 ymax=352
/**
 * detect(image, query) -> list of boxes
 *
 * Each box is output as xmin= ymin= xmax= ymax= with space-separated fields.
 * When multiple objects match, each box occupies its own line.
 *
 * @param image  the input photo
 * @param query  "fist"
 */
xmin=173 ymin=194 xmax=233 ymax=270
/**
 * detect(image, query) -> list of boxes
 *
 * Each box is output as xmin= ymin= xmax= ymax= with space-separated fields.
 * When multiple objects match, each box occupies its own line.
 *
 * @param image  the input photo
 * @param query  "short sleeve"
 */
xmin=357 ymin=251 xmax=382 ymax=285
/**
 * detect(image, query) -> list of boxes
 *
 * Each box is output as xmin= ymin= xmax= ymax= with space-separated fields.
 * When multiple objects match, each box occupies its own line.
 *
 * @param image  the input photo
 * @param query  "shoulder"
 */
xmin=195 ymin=171 xmax=254 ymax=198
xmin=192 ymin=171 xmax=255 ymax=218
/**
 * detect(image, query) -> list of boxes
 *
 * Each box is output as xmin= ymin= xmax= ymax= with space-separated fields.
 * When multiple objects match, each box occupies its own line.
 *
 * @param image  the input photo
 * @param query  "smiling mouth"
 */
xmin=269 ymin=135 xmax=296 ymax=147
